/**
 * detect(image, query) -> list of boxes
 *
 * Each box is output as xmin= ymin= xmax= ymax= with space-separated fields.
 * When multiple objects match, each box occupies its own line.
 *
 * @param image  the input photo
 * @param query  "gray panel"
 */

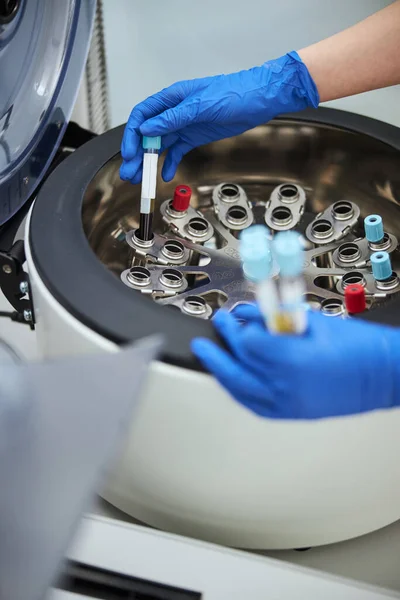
xmin=0 ymin=336 xmax=162 ymax=600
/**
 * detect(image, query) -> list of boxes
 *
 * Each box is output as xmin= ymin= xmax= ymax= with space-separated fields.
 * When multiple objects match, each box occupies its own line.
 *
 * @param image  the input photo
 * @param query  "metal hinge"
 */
xmin=0 ymin=240 xmax=35 ymax=329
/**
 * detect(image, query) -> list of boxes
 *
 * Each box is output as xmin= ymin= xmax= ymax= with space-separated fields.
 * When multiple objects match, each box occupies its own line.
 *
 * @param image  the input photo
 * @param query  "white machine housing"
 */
xmin=25 ymin=211 xmax=400 ymax=550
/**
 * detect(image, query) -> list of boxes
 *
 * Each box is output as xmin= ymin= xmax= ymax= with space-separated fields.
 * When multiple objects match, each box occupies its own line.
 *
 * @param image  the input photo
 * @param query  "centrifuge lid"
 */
xmin=0 ymin=0 xmax=96 ymax=225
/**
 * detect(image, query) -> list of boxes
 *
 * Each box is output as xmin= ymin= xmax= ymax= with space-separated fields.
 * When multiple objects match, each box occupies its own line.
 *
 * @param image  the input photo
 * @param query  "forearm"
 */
xmin=298 ymin=1 xmax=400 ymax=102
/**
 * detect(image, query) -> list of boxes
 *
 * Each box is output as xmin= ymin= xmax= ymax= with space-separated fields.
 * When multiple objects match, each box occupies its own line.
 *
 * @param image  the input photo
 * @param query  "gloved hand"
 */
xmin=120 ymin=51 xmax=319 ymax=184
xmin=191 ymin=306 xmax=400 ymax=419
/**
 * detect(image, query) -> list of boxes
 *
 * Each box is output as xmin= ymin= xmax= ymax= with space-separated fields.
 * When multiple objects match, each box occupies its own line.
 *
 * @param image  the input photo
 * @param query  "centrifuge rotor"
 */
xmin=120 ymin=181 xmax=399 ymax=319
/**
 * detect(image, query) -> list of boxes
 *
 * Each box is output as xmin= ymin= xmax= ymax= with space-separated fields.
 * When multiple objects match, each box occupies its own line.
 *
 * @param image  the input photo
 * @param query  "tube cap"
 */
xmin=344 ymin=283 xmax=366 ymax=314
xmin=272 ymin=231 xmax=303 ymax=277
xmin=240 ymin=225 xmax=272 ymax=282
xmin=142 ymin=136 xmax=162 ymax=151
xmin=370 ymin=251 xmax=392 ymax=281
xmin=172 ymin=185 xmax=192 ymax=211
xmin=364 ymin=215 xmax=384 ymax=243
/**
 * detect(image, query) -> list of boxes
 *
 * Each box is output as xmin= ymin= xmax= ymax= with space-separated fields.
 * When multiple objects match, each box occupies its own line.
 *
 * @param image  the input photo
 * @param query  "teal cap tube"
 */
xmin=371 ymin=251 xmax=392 ymax=281
xmin=364 ymin=215 xmax=384 ymax=243
xmin=273 ymin=231 xmax=303 ymax=277
xmin=240 ymin=225 xmax=272 ymax=282
xmin=142 ymin=136 xmax=162 ymax=151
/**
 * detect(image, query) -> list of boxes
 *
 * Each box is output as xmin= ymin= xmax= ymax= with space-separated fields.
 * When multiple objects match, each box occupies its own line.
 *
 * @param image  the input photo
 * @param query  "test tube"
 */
xmin=240 ymin=225 xmax=279 ymax=332
xmin=364 ymin=215 xmax=384 ymax=245
xmin=273 ymin=231 xmax=307 ymax=334
xmin=138 ymin=136 xmax=161 ymax=242
xmin=370 ymin=251 xmax=392 ymax=282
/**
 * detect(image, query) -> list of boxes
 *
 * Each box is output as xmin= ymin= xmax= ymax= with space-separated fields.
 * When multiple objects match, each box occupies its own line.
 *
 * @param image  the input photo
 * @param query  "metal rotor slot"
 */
xmin=312 ymin=220 xmax=333 ymax=240
xmin=212 ymin=182 xmax=253 ymax=231
xmin=159 ymin=268 xmax=184 ymax=289
xmin=321 ymin=298 xmax=344 ymax=316
xmin=218 ymin=183 xmax=240 ymax=202
xmin=162 ymin=240 xmax=185 ymax=261
xmin=278 ymin=184 xmax=299 ymax=203
xmin=342 ymin=271 xmax=366 ymax=289
xmin=332 ymin=201 xmax=354 ymax=221
xmin=306 ymin=201 xmax=360 ymax=245
xmin=273 ymin=207 xmax=293 ymax=227
xmin=226 ymin=205 xmax=248 ymax=226
xmin=182 ymin=295 xmax=208 ymax=315
xmin=127 ymin=267 xmax=151 ymax=288
xmin=376 ymin=272 xmax=399 ymax=291
xmin=187 ymin=217 xmax=210 ymax=237
xmin=265 ymin=183 xmax=306 ymax=231
xmin=337 ymin=242 xmax=361 ymax=263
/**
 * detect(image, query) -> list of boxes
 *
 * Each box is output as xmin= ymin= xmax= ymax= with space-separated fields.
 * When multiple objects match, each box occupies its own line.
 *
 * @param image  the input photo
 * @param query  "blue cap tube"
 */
xmin=143 ymin=136 xmax=162 ymax=151
xmin=272 ymin=231 xmax=303 ymax=277
xmin=240 ymin=225 xmax=272 ymax=282
xmin=370 ymin=251 xmax=392 ymax=281
xmin=364 ymin=215 xmax=384 ymax=243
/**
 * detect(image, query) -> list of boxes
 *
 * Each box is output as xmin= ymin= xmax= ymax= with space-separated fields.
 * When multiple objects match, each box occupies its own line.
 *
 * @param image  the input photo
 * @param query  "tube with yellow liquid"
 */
xmin=272 ymin=231 xmax=307 ymax=334
xmin=240 ymin=225 xmax=280 ymax=333
xmin=240 ymin=227 xmax=307 ymax=335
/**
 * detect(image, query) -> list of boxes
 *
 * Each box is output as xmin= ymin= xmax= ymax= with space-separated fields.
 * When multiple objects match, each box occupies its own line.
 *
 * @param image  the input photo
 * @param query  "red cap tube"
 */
xmin=172 ymin=185 xmax=192 ymax=212
xmin=344 ymin=283 xmax=366 ymax=314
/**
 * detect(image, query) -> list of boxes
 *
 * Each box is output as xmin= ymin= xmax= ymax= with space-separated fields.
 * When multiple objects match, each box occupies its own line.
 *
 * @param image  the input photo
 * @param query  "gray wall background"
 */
xmin=102 ymin=1 xmax=399 ymax=128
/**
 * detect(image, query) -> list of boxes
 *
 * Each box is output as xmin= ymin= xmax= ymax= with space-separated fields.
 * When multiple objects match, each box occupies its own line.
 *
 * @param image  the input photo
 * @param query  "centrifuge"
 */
xmin=3 ymin=0 xmax=400 ymax=552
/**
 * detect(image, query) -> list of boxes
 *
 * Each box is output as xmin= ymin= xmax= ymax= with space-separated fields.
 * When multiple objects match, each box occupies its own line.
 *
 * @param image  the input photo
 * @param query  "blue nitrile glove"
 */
xmin=191 ymin=307 xmax=400 ymax=419
xmin=120 ymin=51 xmax=319 ymax=184
xmin=232 ymin=303 xmax=264 ymax=324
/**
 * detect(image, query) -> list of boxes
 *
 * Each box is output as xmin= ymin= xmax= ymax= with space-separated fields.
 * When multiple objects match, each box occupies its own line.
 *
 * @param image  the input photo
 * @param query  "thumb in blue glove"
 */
xmin=191 ymin=307 xmax=400 ymax=420
xmin=120 ymin=51 xmax=319 ymax=184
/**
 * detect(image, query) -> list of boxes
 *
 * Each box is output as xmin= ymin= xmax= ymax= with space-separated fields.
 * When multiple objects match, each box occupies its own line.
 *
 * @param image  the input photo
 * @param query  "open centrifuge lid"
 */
xmin=0 ymin=0 xmax=96 ymax=225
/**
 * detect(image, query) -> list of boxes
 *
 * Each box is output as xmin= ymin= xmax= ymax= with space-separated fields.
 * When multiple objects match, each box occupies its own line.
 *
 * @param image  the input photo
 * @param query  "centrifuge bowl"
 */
xmin=28 ymin=107 xmax=400 ymax=549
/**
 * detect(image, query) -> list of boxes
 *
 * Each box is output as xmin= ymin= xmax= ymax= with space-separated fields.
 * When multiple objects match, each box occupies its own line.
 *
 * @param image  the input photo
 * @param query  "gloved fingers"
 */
xmin=120 ymin=133 xmax=180 ymax=184
xmin=191 ymin=338 xmax=246 ymax=388
xmin=141 ymin=99 xmax=200 ymax=137
xmin=121 ymin=87 xmax=185 ymax=160
xmin=214 ymin=307 xmax=314 ymax=372
xmin=238 ymin=321 xmax=315 ymax=381
xmin=232 ymin=303 xmax=263 ymax=323
xmin=160 ymin=133 xmax=180 ymax=153
xmin=212 ymin=310 xmax=243 ymax=357
xmin=162 ymin=140 xmax=193 ymax=182
xmin=212 ymin=315 xmax=285 ymax=381
xmin=121 ymin=105 xmax=152 ymax=161
xmin=121 ymin=119 xmax=141 ymax=163
xmin=213 ymin=310 xmax=272 ymax=359
xmin=307 ymin=308 xmax=332 ymax=327
xmin=128 ymin=168 xmax=144 ymax=186
xmin=191 ymin=338 xmax=273 ymax=414
xmin=211 ymin=311 xmax=278 ymax=382
xmin=120 ymin=147 xmax=144 ymax=182
xmin=240 ymin=322 xmax=291 ymax=363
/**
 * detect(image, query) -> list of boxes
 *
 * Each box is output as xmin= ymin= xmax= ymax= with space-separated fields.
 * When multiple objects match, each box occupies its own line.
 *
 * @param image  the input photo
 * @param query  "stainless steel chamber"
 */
xmin=82 ymin=117 xmax=400 ymax=320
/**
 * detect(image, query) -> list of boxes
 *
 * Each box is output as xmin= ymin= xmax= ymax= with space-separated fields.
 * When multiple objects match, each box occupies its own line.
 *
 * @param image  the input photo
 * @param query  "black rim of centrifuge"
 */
xmin=29 ymin=107 xmax=400 ymax=371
